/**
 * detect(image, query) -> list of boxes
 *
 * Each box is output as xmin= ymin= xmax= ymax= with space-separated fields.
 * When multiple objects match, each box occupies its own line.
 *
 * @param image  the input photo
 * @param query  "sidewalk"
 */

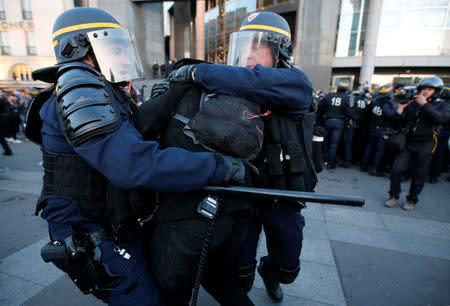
xmin=1 ymin=140 xmax=449 ymax=305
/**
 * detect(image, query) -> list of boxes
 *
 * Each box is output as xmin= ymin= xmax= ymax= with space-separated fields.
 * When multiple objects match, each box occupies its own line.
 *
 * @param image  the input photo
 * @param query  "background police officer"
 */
xmin=361 ymin=85 xmax=397 ymax=176
xmin=25 ymin=7 xmax=246 ymax=305
xmin=386 ymin=77 xmax=450 ymax=210
xmin=429 ymin=85 xmax=450 ymax=183
xmin=344 ymin=89 xmax=371 ymax=167
xmin=318 ymin=80 xmax=354 ymax=169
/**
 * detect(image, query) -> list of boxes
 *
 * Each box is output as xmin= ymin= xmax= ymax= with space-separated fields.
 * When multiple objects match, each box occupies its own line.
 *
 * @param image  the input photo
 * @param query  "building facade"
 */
xmin=0 ymin=0 xmax=74 ymax=89
xmin=0 ymin=0 xmax=165 ymax=89
xmin=200 ymin=0 xmax=450 ymax=91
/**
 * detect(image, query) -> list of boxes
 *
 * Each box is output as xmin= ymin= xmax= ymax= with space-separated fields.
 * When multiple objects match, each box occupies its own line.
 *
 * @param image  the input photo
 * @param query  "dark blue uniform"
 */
xmin=318 ymin=91 xmax=354 ymax=167
xmin=194 ymin=63 xmax=313 ymax=292
xmin=361 ymin=95 xmax=397 ymax=174
xmin=194 ymin=63 xmax=312 ymax=116
xmin=344 ymin=94 xmax=369 ymax=163
xmin=38 ymin=87 xmax=226 ymax=305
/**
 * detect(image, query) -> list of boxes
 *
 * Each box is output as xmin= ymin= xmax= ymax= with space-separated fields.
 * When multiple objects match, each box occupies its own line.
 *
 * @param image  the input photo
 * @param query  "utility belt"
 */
xmin=41 ymin=228 xmax=130 ymax=295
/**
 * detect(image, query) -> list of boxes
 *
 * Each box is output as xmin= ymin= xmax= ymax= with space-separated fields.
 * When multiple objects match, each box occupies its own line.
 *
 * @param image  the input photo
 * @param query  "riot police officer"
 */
xmin=344 ymin=89 xmax=371 ymax=167
xmin=191 ymin=12 xmax=315 ymax=302
xmin=25 ymin=8 xmax=246 ymax=305
xmin=429 ymin=86 xmax=450 ymax=183
xmin=386 ymin=77 xmax=450 ymax=210
xmin=318 ymin=80 xmax=354 ymax=169
xmin=361 ymin=85 xmax=398 ymax=176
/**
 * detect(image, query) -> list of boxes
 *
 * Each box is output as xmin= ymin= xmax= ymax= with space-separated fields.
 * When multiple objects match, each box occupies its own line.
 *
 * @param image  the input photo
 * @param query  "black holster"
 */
xmin=41 ymin=230 xmax=121 ymax=295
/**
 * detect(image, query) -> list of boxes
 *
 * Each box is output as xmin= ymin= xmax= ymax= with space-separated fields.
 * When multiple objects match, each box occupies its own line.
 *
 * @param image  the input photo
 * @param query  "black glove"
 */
xmin=216 ymin=154 xmax=258 ymax=185
xmin=150 ymin=79 xmax=170 ymax=99
xmin=168 ymin=64 xmax=197 ymax=84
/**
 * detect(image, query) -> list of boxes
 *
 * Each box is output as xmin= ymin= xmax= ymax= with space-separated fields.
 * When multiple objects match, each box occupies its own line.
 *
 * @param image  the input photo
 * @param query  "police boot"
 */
xmin=257 ymin=257 xmax=283 ymax=302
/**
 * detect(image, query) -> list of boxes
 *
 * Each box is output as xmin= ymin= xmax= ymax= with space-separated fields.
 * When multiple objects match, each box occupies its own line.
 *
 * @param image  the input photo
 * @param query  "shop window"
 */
xmin=21 ymin=0 xmax=32 ymax=20
xmin=0 ymin=0 xmax=5 ymax=20
xmin=0 ymin=31 xmax=10 ymax=55
xmin=26 ymin=31 xmax=36 ymax=55
xmin=12 ymin=64 xmax=34 ymax=81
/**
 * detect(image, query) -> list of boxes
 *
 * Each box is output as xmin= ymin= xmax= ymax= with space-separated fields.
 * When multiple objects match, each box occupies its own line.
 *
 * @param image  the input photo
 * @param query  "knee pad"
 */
xmin=274 ymin=262 xmax=300 ymax=284
xmin=238 ymin=263 xmax=256 ymax=293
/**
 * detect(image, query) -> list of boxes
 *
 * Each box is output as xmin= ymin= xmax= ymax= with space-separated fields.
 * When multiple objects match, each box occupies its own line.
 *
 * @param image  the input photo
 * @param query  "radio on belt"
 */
xmin=197 ymin=195 xmax=220 ymax=219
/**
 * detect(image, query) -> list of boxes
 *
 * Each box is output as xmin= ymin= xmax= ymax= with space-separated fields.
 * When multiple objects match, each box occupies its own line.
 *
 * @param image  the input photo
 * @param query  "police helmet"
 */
xmin=416 ymin=77 xmax=444 ymax=100
xmin=337 ymin=80 xmax=350 ymax=93
xmin=227 ymin=11 xmax=292 ymax=68
xmin=378 ymin=84 xmax=393 ymax=95
xmin=52 ymin=7 xmax=145 ymax=83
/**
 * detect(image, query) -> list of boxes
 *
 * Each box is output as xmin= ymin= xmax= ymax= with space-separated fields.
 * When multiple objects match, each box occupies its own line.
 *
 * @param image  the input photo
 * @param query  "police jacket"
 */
xmin=398 ymin=97 xmax=450 ymax=143
xmin=367 ymin=95 xmax=397 ymax=130
xmin=352 ymin=95 xmax=370 ymax=124
xmin=26 ymin=62 xmax=227 ymax=240
xmin=193 ymin=63 xmax=313 ymax=117
xmin=318 ymin=92 xmax=353 ymax=121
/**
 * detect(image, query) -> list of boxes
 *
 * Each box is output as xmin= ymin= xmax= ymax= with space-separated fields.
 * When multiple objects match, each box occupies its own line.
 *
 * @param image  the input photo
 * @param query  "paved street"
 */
xmin=1 ymin=138 xmax=449 ymax=306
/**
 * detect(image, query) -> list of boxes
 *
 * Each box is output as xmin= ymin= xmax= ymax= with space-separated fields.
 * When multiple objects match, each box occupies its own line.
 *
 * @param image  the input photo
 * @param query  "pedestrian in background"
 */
xmin=0 ymin=89 xmax=13 ymax=155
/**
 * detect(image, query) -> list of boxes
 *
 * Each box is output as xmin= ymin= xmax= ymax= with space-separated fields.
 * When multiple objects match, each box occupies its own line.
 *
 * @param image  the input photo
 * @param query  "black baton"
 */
xmin=202 ymin=186 xmax=364 ymax=207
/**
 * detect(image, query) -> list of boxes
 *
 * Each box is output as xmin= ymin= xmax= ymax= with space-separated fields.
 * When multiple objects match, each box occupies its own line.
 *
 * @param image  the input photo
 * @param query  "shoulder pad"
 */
xmin=25 ymin=86 xmax=55 ymax=144
xmin=56 ymin=62 xmax=104 ymax=97
xmin=56 ymin=63 xmax=121 ymax=146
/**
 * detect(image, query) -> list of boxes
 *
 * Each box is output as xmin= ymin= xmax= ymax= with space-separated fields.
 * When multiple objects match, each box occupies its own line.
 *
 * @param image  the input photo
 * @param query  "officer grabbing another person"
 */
xmin=386 ymin=77 xmax=450 ymax=210
xmin=318 ymin=80 xmax=355 ymax=169
xmin=25 ymin=7 xmax=249 ymax=305
xmin=223 ymin=12 xmax=316 ymax=302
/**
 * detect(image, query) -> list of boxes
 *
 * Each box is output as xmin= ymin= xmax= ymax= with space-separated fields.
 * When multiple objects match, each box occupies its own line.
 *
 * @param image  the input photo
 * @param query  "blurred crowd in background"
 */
xmin=0 ymin=88 xmax=36 ymax=155
xmin=312 ymin=81 xmax=450 ymax=185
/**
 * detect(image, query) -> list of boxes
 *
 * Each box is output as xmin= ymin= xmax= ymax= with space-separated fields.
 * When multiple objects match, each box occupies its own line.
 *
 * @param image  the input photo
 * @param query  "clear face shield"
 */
xmin=227 ymin=31 xmax=281 ymax=68
xmin=87 ymin=28 xmax=145 ymax=83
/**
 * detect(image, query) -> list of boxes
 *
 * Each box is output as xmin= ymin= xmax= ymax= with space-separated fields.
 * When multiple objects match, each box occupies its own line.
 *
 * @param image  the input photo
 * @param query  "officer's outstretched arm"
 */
xmin=55 ymin=62 xmax=227 ymax=192
xmin=193 ymin=63 xmax=312 ymax=114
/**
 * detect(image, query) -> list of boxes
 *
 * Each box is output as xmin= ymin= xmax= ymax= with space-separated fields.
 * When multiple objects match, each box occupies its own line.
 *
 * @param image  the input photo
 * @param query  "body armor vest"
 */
xmin=324 ymin=92 xmax=349 ymax=121
xmin=27 ymin=64 xmax=147 ymax=232
xmin=252 ymin=111 xmax=317 ymax=208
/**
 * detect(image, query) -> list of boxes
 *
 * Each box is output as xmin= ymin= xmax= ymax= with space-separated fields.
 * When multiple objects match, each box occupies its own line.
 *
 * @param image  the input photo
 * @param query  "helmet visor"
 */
xmin=227 ymin=31 xmax=281 ymax=68
xmin=87 ymin=28 xmax=145 ymax=83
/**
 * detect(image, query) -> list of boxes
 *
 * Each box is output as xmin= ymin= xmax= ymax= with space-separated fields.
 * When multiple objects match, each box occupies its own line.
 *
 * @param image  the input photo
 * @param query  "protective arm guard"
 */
xmin=55 ymin=62 xmax=121 ymax=146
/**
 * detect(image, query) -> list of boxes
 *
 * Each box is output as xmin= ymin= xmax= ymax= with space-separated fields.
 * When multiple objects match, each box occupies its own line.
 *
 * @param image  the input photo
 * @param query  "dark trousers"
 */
xmin=429 ymin=131 xmax=450 ymax=178
xmin=239 ymin=204 xmax=305 ymax=274
xmin=325 ymin=119 xmax=344 ymax=163
xmin=344 ymin=125 xmax=355 ymax=162
xmin=389 ymin=141 xmax=434 ymax=204
xmin=148 ymin=216 xmax=251 ymax=306
xmin=0 ymin=127 xmax=12 ymax=153
xmin=362 ymin=128 xmax=387 ymax=170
